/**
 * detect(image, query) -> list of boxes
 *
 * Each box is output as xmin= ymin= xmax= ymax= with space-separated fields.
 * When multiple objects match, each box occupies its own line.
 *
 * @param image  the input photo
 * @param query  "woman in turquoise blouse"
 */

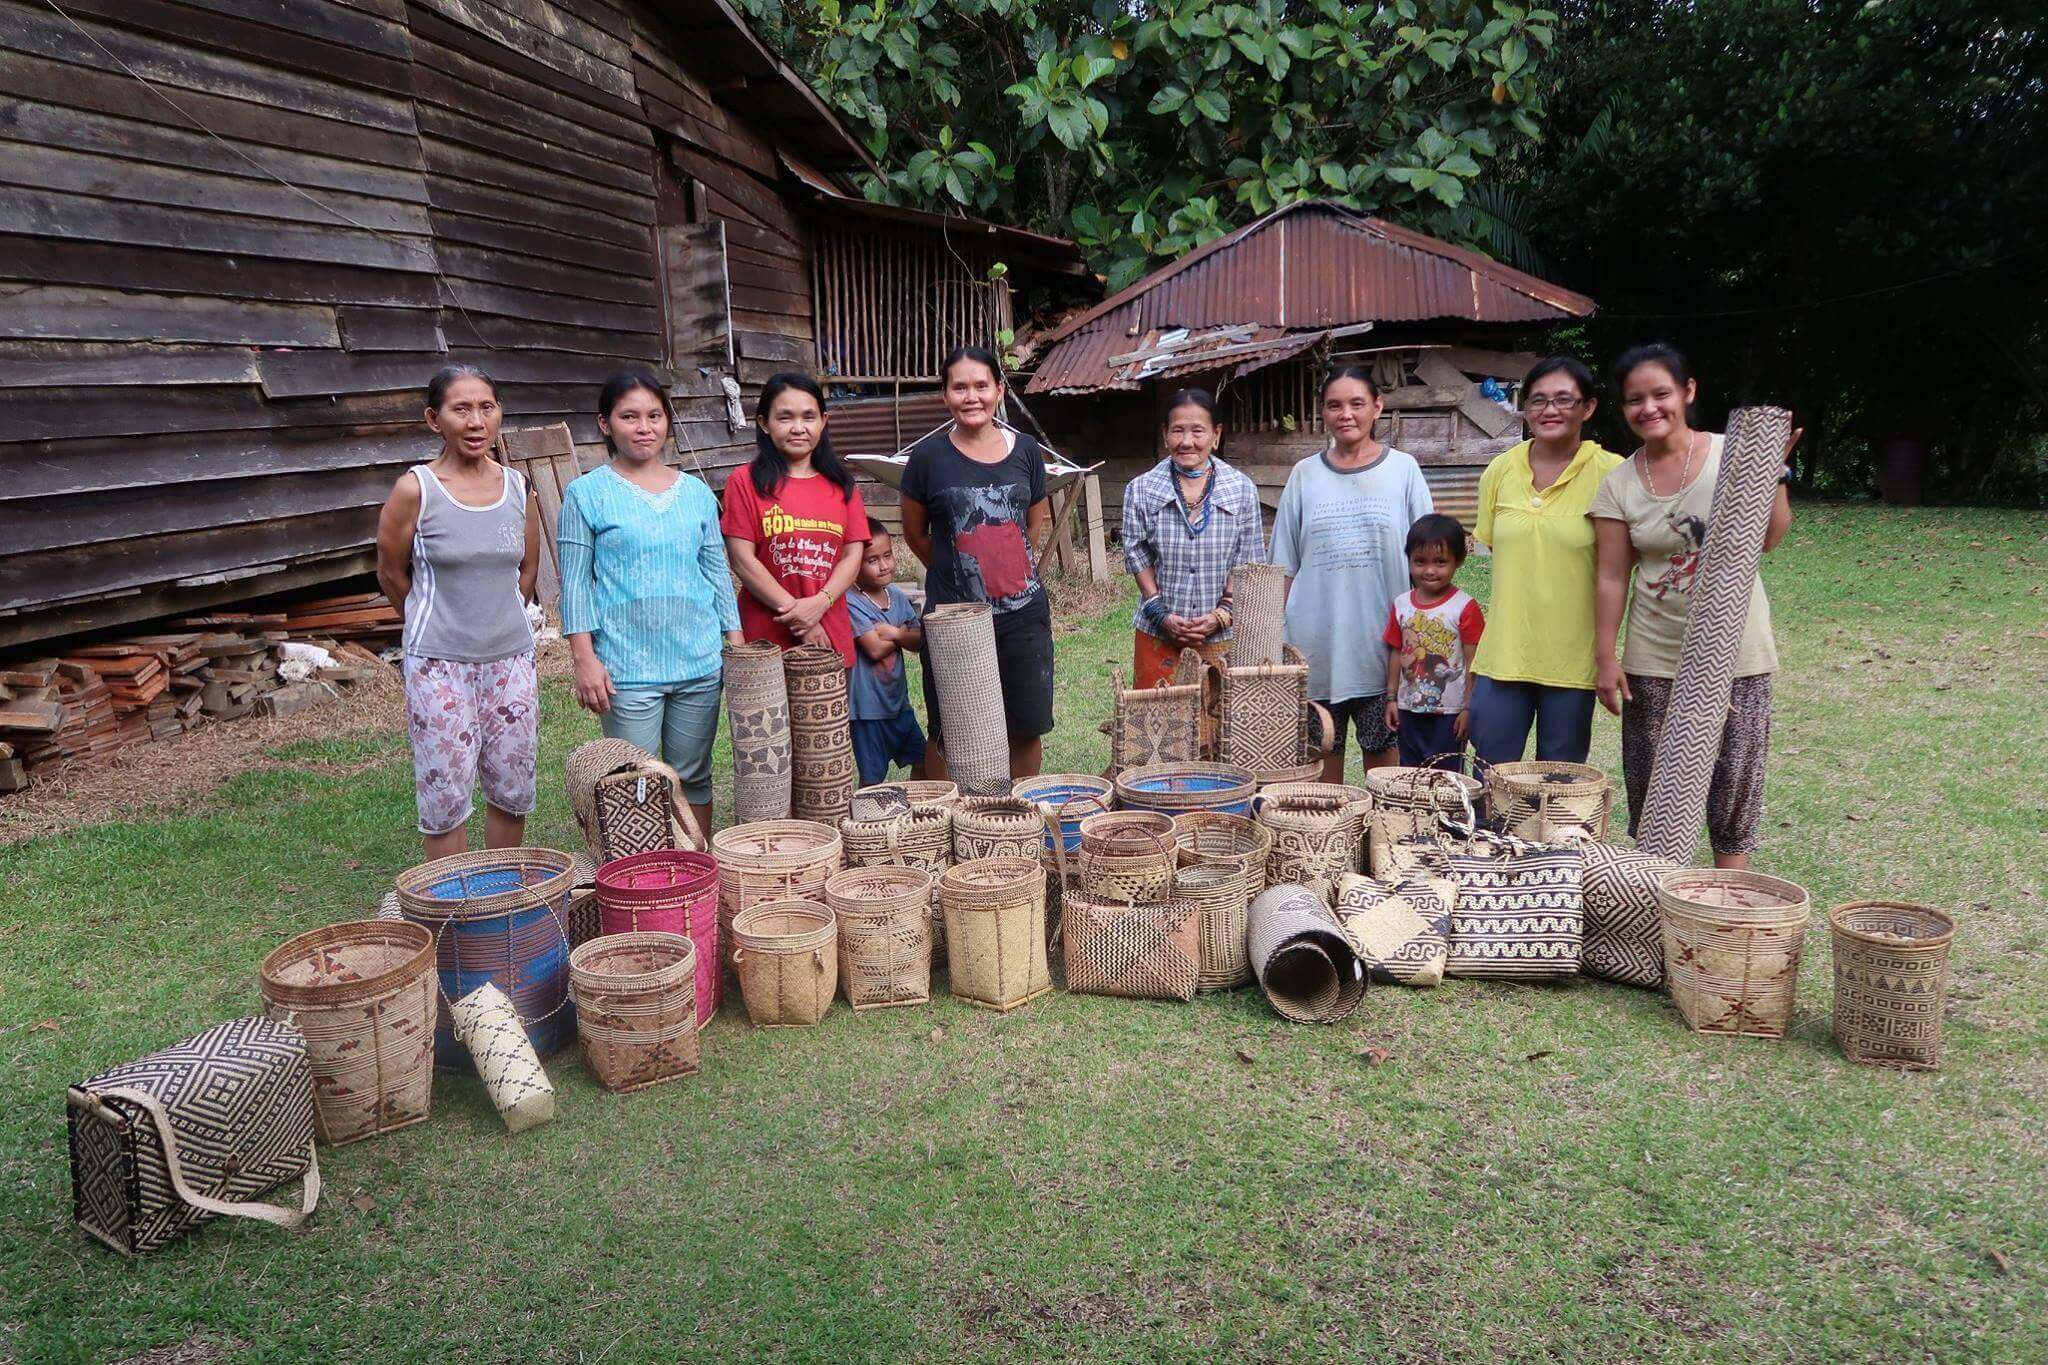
xmin=558 ymin=368 xmax=742 ymax=842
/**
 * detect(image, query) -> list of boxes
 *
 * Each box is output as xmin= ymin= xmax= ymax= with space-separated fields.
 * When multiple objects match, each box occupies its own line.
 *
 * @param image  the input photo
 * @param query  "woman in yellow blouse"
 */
xmin=1466 ymin=356 xmax=1622 ymax=766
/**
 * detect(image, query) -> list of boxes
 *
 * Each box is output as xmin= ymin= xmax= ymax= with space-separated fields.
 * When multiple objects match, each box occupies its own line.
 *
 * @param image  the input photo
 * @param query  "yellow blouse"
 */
xmin=1471 ymin=439 xmax=1623 ymax=689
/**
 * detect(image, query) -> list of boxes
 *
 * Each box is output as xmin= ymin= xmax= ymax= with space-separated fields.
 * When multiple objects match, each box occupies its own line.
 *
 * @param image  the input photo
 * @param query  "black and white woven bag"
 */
xmin=68 ymin=1015 xmax=321 ymax=1256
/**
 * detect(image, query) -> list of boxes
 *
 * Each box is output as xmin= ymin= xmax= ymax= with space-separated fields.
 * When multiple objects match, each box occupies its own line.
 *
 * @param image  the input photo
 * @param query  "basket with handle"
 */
xmin=1104 ymin=666 xmax=1206 ymax=776
xmin=1078 ymin=810 xmax=1178 ymax=904
xmin=394 ymin=847 xmax=578 ymax=1067
xmin=938 ymin=857 xmax=1051 ymax=1011
xmin=1483 ymin=760 xmax=1613 ymax=843
xmin=826 ymin=865 xmax=934 ymax=1010
xmin=709 ymin=820 xmax=841 ymax=973
xmin=1658 ymin=869 xmax=1812 ymax=1038
xmin=1060 ymin=892 xmax=1200 ymax=1002
xmin=1172 ymin=812 xmax=1273 ymax=901
xmin=1829 ymin=901 xmax=1956 ymax=1069
xmin=731 ymin=900 xmax=838 ymax=1027
xmin=840 ymin=803 xmax=952 ymax=965
xmin=1256 ymin=787 xmax=1369 ymax=904
xmin=258 ymin=920 xmax=437 ymax=1147
xmin=568 ymin=932 xmax=699 ymax=1092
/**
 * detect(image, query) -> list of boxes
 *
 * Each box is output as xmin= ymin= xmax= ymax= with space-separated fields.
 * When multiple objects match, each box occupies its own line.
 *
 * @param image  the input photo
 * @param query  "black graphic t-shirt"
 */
xmin=900 ymin=427 xmax=1048 ymax=615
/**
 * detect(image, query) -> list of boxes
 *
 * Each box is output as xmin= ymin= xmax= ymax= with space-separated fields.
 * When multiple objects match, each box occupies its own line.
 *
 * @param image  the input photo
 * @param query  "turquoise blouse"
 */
xmin=557 ymin=465 xmax=741 ymax=687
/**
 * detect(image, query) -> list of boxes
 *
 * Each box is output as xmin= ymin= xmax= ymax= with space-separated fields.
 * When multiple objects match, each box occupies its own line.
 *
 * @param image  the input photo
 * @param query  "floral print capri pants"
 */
xmin=403 ymin=652 xmax=539 ymax=835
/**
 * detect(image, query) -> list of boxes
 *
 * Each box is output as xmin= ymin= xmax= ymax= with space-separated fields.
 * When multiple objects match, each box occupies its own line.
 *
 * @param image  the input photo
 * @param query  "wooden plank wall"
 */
xmin=0 ymin=0 xmax=827 ymax=647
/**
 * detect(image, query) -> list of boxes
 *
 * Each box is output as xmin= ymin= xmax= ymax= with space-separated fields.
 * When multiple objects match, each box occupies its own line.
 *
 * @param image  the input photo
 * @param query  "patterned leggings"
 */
xmin=403 ymin=652 xmax=539 ymax=835
xmin=1620 ymin=672 xmax=1774 ymax=856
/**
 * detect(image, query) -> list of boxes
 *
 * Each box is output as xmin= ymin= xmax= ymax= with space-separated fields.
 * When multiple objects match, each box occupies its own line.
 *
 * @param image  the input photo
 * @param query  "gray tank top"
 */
xmin=402 ymin=463 xmax=535 ymax=663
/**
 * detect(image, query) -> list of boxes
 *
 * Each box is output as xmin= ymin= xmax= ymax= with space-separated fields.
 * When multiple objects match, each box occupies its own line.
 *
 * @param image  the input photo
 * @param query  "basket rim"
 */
xmin=393 ymin=847 xmax=576 ymax=921
xmin=259 ymin=919 xmax=435 ymax=1006
xmin=594 ymin=848 xmax=718 ymax=895
xmin=1657 ymin=867 xmax=1811 ymax=919
xmin=1485 ymin=760 xmax=1608 ymax=791
xmin=939 ymin=855 xmax=1045 ymax=895
xmin=826 ymin=864 xmax=935 ymax=900
xmin=732 ymin=899 xmax=836 ymax=943
xmin=711 ymin=819 xmax=842 ymax=862
xmin=568 ymin=930 xmax=696 ymax=987
xmin=1828 ymin=899 xmax=1957 ymax=948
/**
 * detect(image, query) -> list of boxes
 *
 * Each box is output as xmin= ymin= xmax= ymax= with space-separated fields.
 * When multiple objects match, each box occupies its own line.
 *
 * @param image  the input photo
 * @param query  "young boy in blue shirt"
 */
xmin=846 ymin=517 xmax=928 ymax=786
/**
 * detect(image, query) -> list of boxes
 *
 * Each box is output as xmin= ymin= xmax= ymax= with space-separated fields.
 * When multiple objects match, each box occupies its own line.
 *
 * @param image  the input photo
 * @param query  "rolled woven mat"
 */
xmin=1245 ymin=883 xmax=1365 ymax=1024
xmin=450 ymin=982 xmax=554 ymax=1133
xmin=1226 ymin=562 xmax=1286 ymax=666
xmin=1636 ymin=406 xmax=1791 ymax=863
xmin=923 ymin=603 xmax=1011 ymax=796
xmin=723 ymin=640 xmax=793 ymax=822
xmin=784 ymin=644 xmax=857 ymax=827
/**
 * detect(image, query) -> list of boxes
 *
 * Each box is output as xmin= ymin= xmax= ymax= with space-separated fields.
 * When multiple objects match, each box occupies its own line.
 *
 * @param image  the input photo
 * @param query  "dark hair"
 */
xmin=596 ymin=367 xmax=673 ymax=455
xmin=1320 ymin=364 xmax=1381 ymax=401
xmin=1611 ymin=342 xmax=1692 ymax=393
xmin=1523 ymin=355 xmax=1596 ymax=404
xmin=1405 ymin=513 xmax=1468 ymax=564
xmin=751 ymin=371 xmax=856 ymax=501
xmin=426 ymin=363 xmax=496 ymax=410
xmin=865 ymin=515 xmax=889 ymax=540
xmin=940 ymin=345 xmax=1004 ymax=388
xmin=1163 ymin=388 xmax=1220 ymax=423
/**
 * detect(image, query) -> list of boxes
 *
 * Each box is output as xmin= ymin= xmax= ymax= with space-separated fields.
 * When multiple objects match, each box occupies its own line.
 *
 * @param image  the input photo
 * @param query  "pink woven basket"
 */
xmin=596 ymin=850 xmax=721 ymax=1024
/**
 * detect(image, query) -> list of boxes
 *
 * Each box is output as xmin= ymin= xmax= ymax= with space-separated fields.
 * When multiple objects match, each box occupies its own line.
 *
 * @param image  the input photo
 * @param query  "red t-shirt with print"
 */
xmin=721 ymin=471 xmax=869 ymax=666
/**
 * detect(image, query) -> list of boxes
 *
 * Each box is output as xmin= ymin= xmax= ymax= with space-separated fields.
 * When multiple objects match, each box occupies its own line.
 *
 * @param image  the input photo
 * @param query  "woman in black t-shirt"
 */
xmin=898 ymin=345 xmax=1055 ymax=780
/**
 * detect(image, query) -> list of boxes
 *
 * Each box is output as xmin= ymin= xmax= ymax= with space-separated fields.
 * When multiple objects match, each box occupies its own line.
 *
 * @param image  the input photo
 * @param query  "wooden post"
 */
xmin=1083 ymin=475 xmax=1110 ymax=585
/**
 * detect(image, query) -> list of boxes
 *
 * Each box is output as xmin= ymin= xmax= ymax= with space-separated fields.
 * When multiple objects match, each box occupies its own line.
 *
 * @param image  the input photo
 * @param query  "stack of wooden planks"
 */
xmin=281 ymin=593 xmax=402 ymax=649
xmin=0 ymin=591 xmax=402 ymax=790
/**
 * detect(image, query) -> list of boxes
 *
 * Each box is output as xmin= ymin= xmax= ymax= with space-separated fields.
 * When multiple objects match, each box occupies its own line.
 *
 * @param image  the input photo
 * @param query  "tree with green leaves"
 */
xmin=739 ymin=0 xmax=1562 ymax=291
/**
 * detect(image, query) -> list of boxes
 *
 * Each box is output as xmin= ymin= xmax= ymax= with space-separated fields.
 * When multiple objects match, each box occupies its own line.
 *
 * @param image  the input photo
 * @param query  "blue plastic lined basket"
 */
xmin=1113 ymin=763 xmax=1257 ymax=819
xmin=1012 ymin=774 xmax=1113 ymax=853
xmin=395 ymin=848 xmax=578 ymax=1068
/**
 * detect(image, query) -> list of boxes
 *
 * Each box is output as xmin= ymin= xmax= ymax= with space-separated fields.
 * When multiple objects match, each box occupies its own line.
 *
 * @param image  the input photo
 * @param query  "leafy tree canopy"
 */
xmin=738 ymin=0 xmax=1562 ymax=291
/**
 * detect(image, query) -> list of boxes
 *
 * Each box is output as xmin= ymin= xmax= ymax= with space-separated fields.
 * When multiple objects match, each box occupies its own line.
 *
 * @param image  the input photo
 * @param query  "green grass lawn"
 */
xmin=2 ymin=503 xmax=2043 ymax=1362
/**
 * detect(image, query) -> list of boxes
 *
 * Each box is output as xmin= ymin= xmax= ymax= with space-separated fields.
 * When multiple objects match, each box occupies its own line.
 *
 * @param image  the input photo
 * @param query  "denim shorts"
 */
xmin=851 ymin=710 xmax=927 ymax=788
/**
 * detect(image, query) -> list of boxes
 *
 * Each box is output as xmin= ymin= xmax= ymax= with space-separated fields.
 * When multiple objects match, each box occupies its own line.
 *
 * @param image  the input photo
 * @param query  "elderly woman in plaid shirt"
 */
xmin=1120 ymin=388 xmax=1266 ymax=687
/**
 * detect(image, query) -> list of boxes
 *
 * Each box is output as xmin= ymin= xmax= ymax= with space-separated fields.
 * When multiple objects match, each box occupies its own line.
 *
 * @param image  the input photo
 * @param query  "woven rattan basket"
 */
xmin=1105 ymin=668 xmax=1206 ymax=776
xmin=259 ymin=920 xmax=436 ymax=1146
xmin=938 ymin=857 xmax=1051 ymax=1011
xmin=1078 ymin=811 xmax=1177 ymax=903
xmin=785 ymin=643 xmax=858 ymax=826
xmin=1114 ymin=762 xmax=1257 ymax=818
xmin=731 ymin=900 xmax=838 ymax=1027
xmin=568 ymin=932 xmax=699 ymax=1092
xmin=1225 ymin=562 xmax=1286 ymax=665
xmin=826 ymin=865 xmax=934 ymax=1010
xmin=1219 ymin=650 xmax=1308 ymax=772
xmin=1658 ymin=869 xmax=1812 ymax=1038
xmin=1175 ymin=862 xmax=1252 ymax=990
xmin=1172 ymin=812 xmax=1273 ymax=900
xmin=1060 ymin=894 xmax=1200 ymax=1001
xmin=395 ymin=847 xmax=578 ymax=1065
xmin=923 ymin=603 xmax=1012 ymax=795
xmin=1829 ymin=901 xmax=1956 ymax=1070
xmin=710 ymin=820 xmax=841 ymax=972
xmin=722 ymin=640 xmax=792 ymax=822
xmin=1484 ymin=761 xmax=1613 ymax=843
xmin=595 ymin=850 xmax=721 ymax=1025
xmin=840 ymin=804 xmax=952 ymax=965
xmin=1257 ymin=787 xmax=1369 ymax=903
xmin=952 ymin=795 xmax=1047 ymax=862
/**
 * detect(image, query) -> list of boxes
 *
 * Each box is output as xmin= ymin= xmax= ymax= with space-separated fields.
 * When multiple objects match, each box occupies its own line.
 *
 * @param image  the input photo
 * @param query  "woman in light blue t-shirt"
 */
xmin=558 ymin=369 xmax=742 ymax=843
xmin=1269 ymin=365 xmax=1434 ymax=781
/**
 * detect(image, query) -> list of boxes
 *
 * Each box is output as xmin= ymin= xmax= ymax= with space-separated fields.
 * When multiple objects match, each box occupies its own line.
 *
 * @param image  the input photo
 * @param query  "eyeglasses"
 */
xmin=1524 ymin=394 xmax=1584 ymax=413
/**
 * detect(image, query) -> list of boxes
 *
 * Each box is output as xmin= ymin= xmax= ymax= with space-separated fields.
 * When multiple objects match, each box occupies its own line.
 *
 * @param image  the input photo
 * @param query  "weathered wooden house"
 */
xmin=1023 ymin=201 xmax=1596 ymax=529
xmin=0 ymin=0 xmax=1082 ymax=648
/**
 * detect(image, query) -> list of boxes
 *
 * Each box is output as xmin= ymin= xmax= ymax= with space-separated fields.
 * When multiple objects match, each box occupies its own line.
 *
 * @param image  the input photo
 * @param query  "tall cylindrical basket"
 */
xmin=922 ymin=602 xmax=1011 ymax=795
xmin=784 ymin=643 xmax=858 ymax=827
xmin=731 ymin=900 xmax=838 ymax=1027
xmin=939 ymin=857 xmax=1051 ymax=1011
xmin=827 ymin=865 xmax=934 ymax=1010
xmin=595 ymin=850 xmax=722 ymax=1024
xmin=1829 ymin=901 xmax=1956 ymax=1070
xmin=569 ymin=932 xmax=699 ymax=1092
xmin=722 ymin=640 xmax=793 ymax=822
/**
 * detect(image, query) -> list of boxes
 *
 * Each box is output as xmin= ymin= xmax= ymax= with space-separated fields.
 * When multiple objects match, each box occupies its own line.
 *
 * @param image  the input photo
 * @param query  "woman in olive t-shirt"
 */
xmin=1591 ymin=343 xmax=1795 ymax=870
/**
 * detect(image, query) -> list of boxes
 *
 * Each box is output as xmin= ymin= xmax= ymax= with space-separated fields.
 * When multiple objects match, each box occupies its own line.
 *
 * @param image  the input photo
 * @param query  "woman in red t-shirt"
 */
xmin=721 ymin=372 xmax=869 ymax=665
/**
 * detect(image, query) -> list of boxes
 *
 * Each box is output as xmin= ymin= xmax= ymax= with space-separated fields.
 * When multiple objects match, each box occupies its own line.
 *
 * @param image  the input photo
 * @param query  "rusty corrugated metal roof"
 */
xmin=1025 ymin=202 xmax=1595 ymax=394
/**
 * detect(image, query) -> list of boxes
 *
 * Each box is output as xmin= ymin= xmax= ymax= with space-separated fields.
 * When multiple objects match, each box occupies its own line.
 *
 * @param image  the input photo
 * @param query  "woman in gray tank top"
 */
xmin=376 ymin=365 xmax=542 ymax=858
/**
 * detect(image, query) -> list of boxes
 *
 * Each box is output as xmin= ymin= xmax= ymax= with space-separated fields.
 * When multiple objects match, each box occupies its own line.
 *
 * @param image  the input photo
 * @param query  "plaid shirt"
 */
xmin=1121 ymin=457 xmax=1265 ymax=637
